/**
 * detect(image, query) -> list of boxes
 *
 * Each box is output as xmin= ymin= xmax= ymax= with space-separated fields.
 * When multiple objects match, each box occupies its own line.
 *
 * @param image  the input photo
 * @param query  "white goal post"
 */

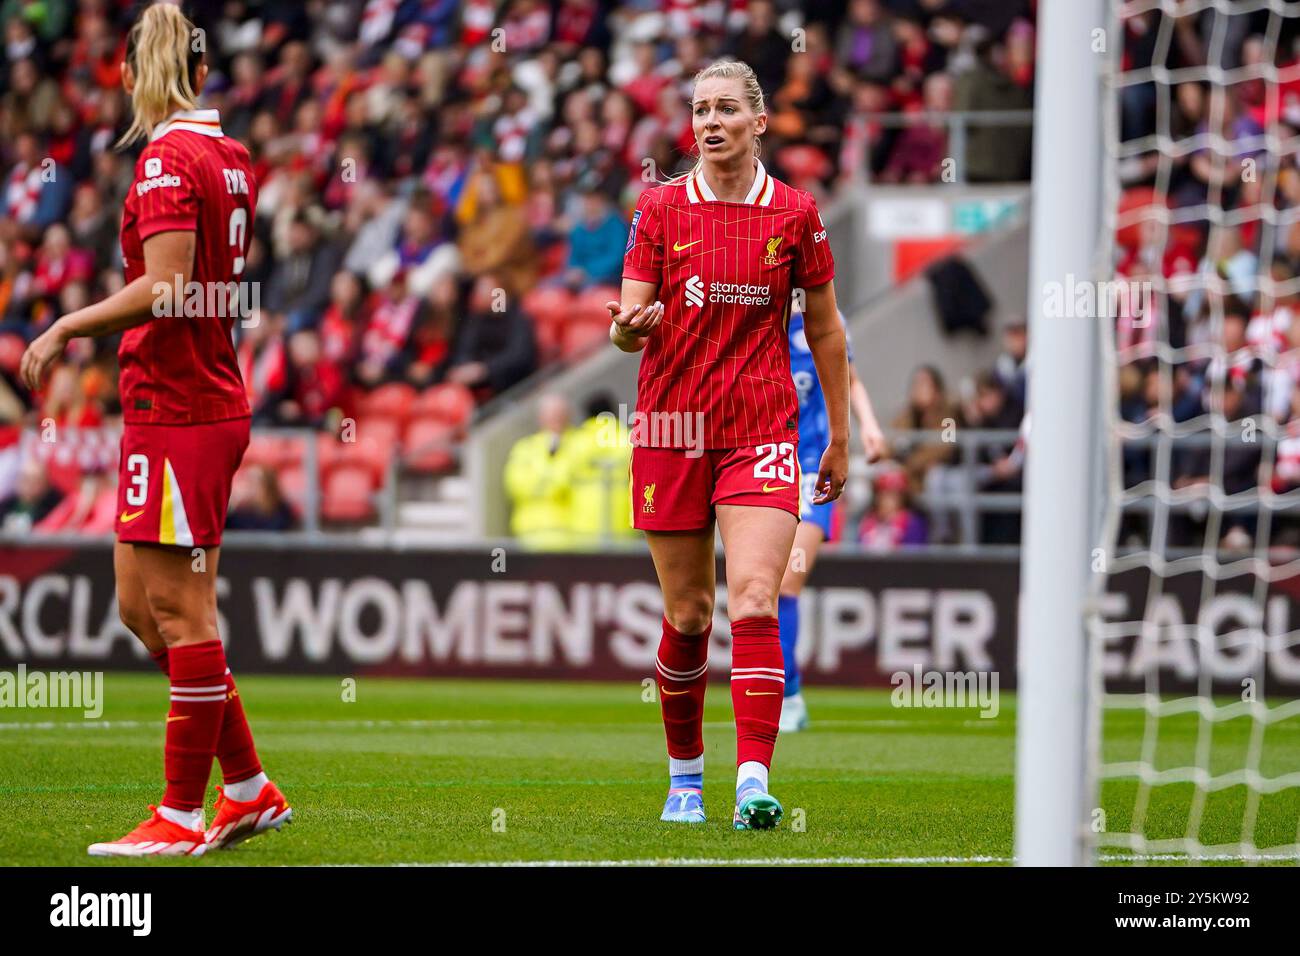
xmin=1019 ymin=0 xmax=1300 ymax=867
xmin=1015 ymin=0 xmax=1109 ymax=867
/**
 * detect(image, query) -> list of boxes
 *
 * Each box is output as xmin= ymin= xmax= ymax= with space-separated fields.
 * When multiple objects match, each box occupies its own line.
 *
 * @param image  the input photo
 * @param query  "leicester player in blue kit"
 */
xmin=779 ymin=311 xmax=887 ymax=731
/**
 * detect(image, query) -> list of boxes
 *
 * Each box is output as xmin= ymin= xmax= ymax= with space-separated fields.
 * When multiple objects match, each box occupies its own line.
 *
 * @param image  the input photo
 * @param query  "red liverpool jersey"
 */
xmin=118 ymin=108 xmax=255 ymax=425
xmin=622 ymin=160 xmax=834 ymax=449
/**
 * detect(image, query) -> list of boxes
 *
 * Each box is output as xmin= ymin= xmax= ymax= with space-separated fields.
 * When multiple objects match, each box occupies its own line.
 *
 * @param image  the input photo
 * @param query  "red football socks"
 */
xmin=162 ymin=640 xmax=229 ymax=812
xmin=730 ymin=616 xmax=783 ymax=768
xmin=216 ymin=668 xmax=263 ymax=784
xmin=656 ymin=616 xmax=710 ymax=761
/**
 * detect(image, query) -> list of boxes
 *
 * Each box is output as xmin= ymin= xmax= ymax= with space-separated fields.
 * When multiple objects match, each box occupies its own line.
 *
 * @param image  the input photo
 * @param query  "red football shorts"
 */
xmin=631 ymin=443 xmax=800 ymax=531
xmin=116 ymin=417 xmax=250 ymax=549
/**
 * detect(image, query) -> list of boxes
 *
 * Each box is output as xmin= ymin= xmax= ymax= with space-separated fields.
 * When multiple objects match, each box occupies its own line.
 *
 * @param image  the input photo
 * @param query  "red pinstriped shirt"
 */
xmin=622 ymin=161 xmax=835 ymax=450
xmin=118 ymin=108 xmax=255 ymax=425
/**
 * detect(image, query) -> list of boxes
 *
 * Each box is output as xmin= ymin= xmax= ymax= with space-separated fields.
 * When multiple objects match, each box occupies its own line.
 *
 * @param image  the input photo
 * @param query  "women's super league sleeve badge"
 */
xmin=626 ymin=209 xmax=642 ymax=252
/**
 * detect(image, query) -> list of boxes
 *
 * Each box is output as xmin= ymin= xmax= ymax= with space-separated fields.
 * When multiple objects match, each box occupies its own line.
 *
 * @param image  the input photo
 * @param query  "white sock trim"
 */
xmin=737 ymin=760 xmax=769 ymax=793
xmin=669 ymin=755 xmax=704 ymax=776
xmin=158 ymin=805 xmax=205 ymax=831
xmin=223 ymin=771 xmax=270 ymax=802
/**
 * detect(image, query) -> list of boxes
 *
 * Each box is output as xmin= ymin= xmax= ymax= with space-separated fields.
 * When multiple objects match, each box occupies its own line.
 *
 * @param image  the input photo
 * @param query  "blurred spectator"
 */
xmin=560 ymin=188 xmax=627 ymax=290
xmin=272 ymin=329 xmax=351 ymax=429
xmin=963 ymin=371 xmax=1025 ymax=544
xmin=406 ymin=272 xmax=457 ymax=388
xmin=566 ymin=393 xmax=634 ymax=546
xmin=504 ymin=393 xmax=579 ymax=549
xmin=2 ymin=56 xmax=60 ymax=139
xmin=953 ymin=37 xmax=1034 ymax=183
xmin=318 ymin=271 xmax=367 ymax=369
xmin=993 ymin=319 xmax=1028 ymax=416
xmin=356 ymin=269 xmax=424 ymax=389
xmin=891 ymin=365 xmax=959 ymax=497
xmin=265 ymin=210 xmax=345 ymax=332
xmin=726 ymin=0 xmax=790 ymax=95
xmin=66 ymin=185 xmax=119 ymax=274
xmin=457 ymin=169 xmax=537 ymax=297
xmin=29 ymin=224 xmax=94 ymax=313
xmin=5 ymin=131 xmax=70 ymax=230
xmin=342 ymin=181 xmax=408 ymax=288
xmin=858 ymin=468 xmax=927 ymax=550
xmin=227 ymin=465 xmax=298 ymax=532
xmin=0 ymin=456 xmax=60 ymax=531
xmin=880 ymin=72 xmax=953 ymax=184
xmin=444 ymin=273 xmax=537 ymax=398
xmin=837 ymin=0 xmax=898 ymax=85
xmin=374 ymin=194 xmax=460 ymax=299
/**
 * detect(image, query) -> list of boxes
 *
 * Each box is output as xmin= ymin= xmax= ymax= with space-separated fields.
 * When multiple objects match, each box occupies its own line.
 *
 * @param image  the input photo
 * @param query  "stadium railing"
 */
xmin=856 ymin=109 xmax=1035 ymax=185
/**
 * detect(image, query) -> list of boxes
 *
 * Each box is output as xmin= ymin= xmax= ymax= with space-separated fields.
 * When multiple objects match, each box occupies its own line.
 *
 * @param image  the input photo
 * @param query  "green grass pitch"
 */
xmin=0 ymin=673 xmax=1296 ymax=866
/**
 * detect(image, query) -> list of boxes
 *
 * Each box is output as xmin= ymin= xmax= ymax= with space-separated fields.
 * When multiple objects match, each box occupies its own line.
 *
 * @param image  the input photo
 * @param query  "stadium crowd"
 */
xmin=1116 ymin=3 xmax=1300 ymax=549
xmin=0 ymin=0 xmax=1038 ymax=539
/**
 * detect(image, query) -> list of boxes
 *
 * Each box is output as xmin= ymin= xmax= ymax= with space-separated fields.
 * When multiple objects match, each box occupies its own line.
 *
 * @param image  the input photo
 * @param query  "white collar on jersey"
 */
xmin=685 ymin=159 xmax=775 ymax=206
xmin=151 ymin=108 xmax=224 ymax=142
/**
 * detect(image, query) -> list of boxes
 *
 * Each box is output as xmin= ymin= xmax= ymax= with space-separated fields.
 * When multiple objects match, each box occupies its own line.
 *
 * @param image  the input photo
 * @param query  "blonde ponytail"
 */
xmin=118 ymin=3 xmax=202 ymax=147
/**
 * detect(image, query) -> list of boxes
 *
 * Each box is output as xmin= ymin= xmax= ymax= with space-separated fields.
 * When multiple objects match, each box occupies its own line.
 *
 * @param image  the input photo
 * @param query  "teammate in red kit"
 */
xmin=610 ymin=60 xmax=859 ymax=829
xmin=20 ymin=3 xmax=290 ymax=856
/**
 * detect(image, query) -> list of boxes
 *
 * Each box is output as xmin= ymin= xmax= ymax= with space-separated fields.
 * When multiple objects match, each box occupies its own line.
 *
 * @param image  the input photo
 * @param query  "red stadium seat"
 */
xmin=243 ymin=432 xmax=286 ymax=468
xmin=403 ymin=418 xmax=458 ymax=473
xmin=337 ymin=418 xmax=399 ymax=483
xmin=322 ymin=465 xmax=375 ymax=522
xmin=533 ymin=315 xmax=566 ymax=360
xmin=573 ymin=286 xmax=619 ymax=322
xmin=522 ymin=286 xmax=575 ymax=326
xmin=278 ymin=465 xmax=307 ymax=513
xmin=281 ymin=433 xmax=311 ymax=467
xmin=562 ymin=318 xmax=614 ymax=359
xmin=777 ymin=144 xmax=832 ymax=185
xmin=358 ymin=382 xmax=417 ymax=423
xmin=351 ymin=415 xmax=403 ymax=450
xmin=315 ymin=432 xmax=348 ymax=476
xmin=523 ymin=286 xmax=577 ymax=363
xmin=412 ymin=383 xmax=475 ymax=430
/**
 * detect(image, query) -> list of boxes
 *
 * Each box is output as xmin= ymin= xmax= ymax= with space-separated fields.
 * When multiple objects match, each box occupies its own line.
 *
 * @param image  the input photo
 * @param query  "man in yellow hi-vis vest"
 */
xmin=503 ymin=394 xmax=581 ymax=549
xmin=567 ymin=394 xmax=634 ymax=547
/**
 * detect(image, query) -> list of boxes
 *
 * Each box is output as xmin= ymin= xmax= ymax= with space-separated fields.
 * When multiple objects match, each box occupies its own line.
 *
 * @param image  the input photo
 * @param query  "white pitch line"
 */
xmin=1100 ymin=852 xmax=1300 ymax=862
xmin=320 ymin=850 xmax=1300 ymax=867
xmin=0 ymin=717 xmax=956 ymax=731
xmin=322 ymin=855 xmax=1013 ymax=867
xmin=0 ymin=718 xmax=501 ymax=731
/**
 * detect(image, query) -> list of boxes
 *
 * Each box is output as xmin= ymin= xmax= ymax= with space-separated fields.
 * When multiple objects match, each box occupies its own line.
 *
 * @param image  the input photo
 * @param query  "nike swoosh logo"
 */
xmin=660 ymin=686 xmax=690 ymax=696
xmin=673 ymin=239 xmax=703 ymax=252
xmin=761 ymin=483 xmax=790 ymax=493
xmin=120 ymin=509 xmax=145 ymax=523
xmin=166 ymin=715 xmax=190 ymax=723
xmin=745 ymin=689 xmax=780 ymax=696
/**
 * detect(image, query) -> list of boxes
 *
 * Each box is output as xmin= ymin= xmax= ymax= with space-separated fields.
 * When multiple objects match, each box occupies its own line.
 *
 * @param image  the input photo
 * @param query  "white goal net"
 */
xmin=1095 ymin=0 xmax=1300 ymax=864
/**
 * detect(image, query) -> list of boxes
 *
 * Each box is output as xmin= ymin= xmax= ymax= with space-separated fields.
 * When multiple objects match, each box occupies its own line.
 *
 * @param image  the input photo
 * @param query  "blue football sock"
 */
xmin=670 ymin=772 xmax=703 ymax=792
xmin=777 ymin=593 xmax=800 ymax=697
